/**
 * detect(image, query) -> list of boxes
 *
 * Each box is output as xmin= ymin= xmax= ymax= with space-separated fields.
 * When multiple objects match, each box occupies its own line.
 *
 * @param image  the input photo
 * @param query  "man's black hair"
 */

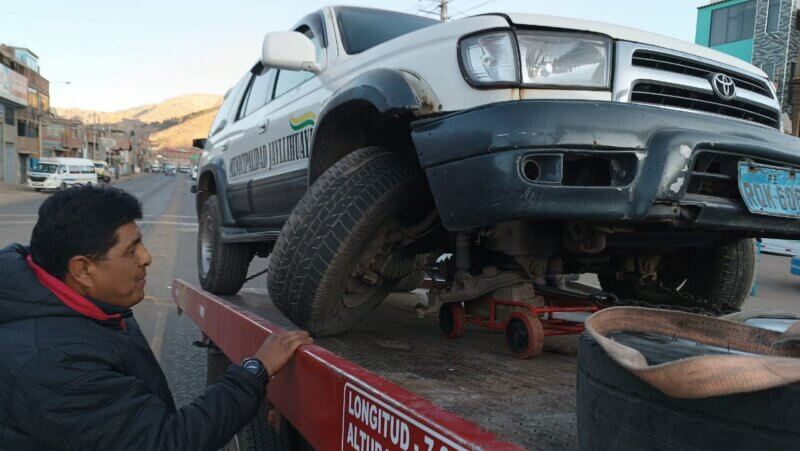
xmin=30 ymin=185 xmax=143 ymax=279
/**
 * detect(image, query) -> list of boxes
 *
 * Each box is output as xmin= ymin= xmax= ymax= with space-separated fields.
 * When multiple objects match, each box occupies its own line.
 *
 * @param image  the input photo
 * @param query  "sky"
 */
xmin=3 ymin=0 xmax=709 ymax=111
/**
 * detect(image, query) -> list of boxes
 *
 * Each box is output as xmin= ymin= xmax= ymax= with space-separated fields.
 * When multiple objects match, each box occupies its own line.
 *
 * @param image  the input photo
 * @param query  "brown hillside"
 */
xmin=149 ymin=108 xmax=217 ymax=148
xmin=55 ymin=93 xmax=222 ymax=125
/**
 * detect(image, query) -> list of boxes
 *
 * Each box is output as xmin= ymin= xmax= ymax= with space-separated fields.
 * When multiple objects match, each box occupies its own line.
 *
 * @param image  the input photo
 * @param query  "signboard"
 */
xmin=342 ymin=383 xmax=466 ymax=451
xmin=0 ymin=64 xmax=28 ymax=106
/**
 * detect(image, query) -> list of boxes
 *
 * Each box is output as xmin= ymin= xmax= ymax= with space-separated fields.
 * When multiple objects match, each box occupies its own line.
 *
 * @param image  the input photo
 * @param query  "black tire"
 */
xmin=267 ymin=147 xmax=429 ymax=336
xmin=207 ymin=348 xmax=292 ymax=451
xmin=198 ymin=195 xmax=251 ymax=295
xmin=577 ymin=333 xmax=800 ymax=450
xmin=599 ymin=238 xmax=756 ymax=309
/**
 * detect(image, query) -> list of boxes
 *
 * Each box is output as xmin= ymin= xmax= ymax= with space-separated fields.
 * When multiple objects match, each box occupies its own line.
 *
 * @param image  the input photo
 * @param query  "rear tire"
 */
xmin=267 ymin=147 xmax=429 ymax=336
xmin=599 ymin=238 xmax=755 ymax=309
xmin=198 ymin=195 xmax=251 ymax=295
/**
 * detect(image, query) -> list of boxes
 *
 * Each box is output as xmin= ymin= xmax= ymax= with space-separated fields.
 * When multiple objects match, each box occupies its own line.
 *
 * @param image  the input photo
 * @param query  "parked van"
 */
xmin=27 ymin=157 xmax=97 ymax=191
xmin=93 ymin=160 xmax=111 ymax=183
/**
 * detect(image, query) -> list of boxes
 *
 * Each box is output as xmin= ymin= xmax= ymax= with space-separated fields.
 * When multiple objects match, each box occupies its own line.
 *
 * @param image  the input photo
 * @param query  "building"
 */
xmin=696 ymin=0 xmax=799 ymax=114
xmin=0 ymin=44 xmax=50 ymax=182
xmin=41 ymin=116 xmax=85 ymax=158
xmin=0 ymin=60 xmax=27 ymax=184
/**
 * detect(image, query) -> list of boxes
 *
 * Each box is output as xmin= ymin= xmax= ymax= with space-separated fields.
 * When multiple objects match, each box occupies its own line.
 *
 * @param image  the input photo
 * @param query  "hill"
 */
xmin=55 ymin=93 xmax=222 ymax=125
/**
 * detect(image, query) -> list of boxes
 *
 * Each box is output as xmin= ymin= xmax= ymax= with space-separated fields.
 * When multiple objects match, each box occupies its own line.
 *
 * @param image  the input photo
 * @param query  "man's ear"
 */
xmin=66 ymin=256 xmax=96 ymax=289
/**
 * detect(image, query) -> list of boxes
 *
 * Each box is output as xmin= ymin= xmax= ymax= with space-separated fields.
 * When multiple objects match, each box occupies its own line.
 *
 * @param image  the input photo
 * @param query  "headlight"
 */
xmin=459 ymin=31 xmax=519 ymax=85
xmin=458 ymin=30 xmax=611 ymax=89
xmin=516 ymin=31 xmax=610 ymax=88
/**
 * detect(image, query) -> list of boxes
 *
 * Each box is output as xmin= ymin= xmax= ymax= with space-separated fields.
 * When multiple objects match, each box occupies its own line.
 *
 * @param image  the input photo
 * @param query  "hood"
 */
xmin=0 ymin=244 xmax=79 ymax=325
xmin=504 ymin=13 xmax=765 ymax=77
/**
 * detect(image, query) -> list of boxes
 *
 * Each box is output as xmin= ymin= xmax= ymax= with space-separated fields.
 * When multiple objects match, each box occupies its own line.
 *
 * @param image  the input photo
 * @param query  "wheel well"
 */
xmin=309 ymin=101 xmax=419 ymax=183
xmin=197 ymin=171 xmax=217 ymax=210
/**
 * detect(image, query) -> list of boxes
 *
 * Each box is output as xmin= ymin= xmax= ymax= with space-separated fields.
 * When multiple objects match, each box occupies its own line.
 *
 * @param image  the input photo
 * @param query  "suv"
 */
xmin=196 ymin=6 xmax=800 ymax=336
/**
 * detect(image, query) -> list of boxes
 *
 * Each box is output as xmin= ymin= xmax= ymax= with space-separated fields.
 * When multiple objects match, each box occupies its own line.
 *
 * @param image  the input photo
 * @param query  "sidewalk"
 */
xmin=0 ymin=182 xmax=30 ymax=193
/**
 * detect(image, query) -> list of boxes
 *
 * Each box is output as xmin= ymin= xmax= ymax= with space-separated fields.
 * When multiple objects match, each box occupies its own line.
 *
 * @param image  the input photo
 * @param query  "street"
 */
xmin=2 ymin=173 xmax=800 ymax=414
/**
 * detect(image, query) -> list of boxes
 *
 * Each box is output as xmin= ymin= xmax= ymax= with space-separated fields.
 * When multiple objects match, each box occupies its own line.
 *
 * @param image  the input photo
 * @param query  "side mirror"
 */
xmin=192 ymin=138 xmax=207 ymax=149
xmin=261 ymin=32 xmax=321 ymax=74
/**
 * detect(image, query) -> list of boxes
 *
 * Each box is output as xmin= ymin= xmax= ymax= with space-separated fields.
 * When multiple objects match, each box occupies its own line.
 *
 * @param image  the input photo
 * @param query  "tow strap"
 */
xmin=585 ymin=307 xmax=800 ymax=398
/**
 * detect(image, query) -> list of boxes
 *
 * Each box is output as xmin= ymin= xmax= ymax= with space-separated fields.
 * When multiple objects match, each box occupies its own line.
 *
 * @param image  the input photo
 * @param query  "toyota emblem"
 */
xmin=709 ymin=73 xmax=736 ymax=100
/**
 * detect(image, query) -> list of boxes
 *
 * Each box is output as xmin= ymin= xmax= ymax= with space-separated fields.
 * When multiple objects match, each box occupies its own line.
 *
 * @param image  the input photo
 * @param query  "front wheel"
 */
xmin=197 ymin=195 xmax=251 ymax=295
xmin=267 ymin=147 xmax=431 ymax=336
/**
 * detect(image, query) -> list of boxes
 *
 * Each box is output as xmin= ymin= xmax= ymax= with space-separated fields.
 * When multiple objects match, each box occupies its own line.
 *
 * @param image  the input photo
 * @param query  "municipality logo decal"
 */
xmin=289 ymin=112 xmax=316 ymax=131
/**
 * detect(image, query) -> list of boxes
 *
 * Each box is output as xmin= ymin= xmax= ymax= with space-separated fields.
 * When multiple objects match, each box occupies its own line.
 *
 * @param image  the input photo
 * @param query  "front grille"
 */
xmin=631 ymin=82 xmax=780 ymax=128
xmin=29 ymin=176 xmax=46 ymax=182
xmin=632 ymin=50 xmax=772 ymax=98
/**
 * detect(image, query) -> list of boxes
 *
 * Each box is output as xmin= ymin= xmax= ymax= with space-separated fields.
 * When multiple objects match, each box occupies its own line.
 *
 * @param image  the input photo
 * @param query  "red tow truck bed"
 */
xmin=172 ymin=279 xmax=585 ymax=450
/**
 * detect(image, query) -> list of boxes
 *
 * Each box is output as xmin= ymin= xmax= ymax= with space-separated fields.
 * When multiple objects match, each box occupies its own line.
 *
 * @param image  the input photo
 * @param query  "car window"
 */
xmin=68 ymin=166 xmax=79 ymax=174
xmin=273 ymin=27 xmax=319 ymax=99
xmin=238 ymin=69 xmax=275 ymax=119
xmin=82 ymin=166 xmax=95 ymax=174
xmin=336 ymin=7 xmax=438 ymax=55
xmin=209 ymin=81 xmax=242 ymax=136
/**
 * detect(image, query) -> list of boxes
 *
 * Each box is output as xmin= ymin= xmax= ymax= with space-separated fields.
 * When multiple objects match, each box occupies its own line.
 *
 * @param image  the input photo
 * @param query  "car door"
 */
xmin=215 ymin=74 xmax=256 ymax=220
xmin=225 ymin=66 xmax=277 ymax=224
xmin=249 ymin=15 xmax=330 ymax=224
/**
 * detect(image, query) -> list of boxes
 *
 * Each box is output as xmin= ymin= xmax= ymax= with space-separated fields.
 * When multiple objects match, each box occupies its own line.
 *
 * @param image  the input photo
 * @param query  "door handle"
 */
xmin=221 ymin=141 xmax=229 ymax=151
xmin=258 ymin=120 xmax=269 ymax=134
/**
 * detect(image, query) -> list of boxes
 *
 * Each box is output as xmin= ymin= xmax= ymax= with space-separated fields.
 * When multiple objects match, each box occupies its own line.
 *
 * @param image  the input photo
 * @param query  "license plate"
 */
xmin=738 ymin=162 xmax=800 ymax=218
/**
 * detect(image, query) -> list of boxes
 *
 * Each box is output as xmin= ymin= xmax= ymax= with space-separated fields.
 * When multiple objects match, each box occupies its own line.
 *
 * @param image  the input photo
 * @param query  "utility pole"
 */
xmin=440 ymin=0 xmax=448 ymax=22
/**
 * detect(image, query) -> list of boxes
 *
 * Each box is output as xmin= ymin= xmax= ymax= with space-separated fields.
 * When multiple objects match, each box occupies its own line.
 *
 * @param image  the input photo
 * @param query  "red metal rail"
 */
xmin=171 ymin=279 xmax=522 ymax=451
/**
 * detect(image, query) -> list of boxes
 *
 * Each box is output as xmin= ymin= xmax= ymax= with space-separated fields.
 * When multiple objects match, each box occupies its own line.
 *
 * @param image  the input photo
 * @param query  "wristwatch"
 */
xmin=241 ymin=358 xmax=269 ymax=385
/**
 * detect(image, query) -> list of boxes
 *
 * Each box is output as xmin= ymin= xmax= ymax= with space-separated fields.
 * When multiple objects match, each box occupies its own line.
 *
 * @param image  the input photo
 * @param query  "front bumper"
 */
xmin=411 ymin=100 xmax=800 ymax=236
xmin=27 ymin=179 xmax=59 ymax=190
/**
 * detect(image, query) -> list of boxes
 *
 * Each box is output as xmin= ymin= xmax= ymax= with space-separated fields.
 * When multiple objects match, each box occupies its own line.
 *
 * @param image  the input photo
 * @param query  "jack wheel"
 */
xmin=504 ymin=311 xmax=544 ymax=359
xmin=439 ymin=303 xmax=466 ymax=339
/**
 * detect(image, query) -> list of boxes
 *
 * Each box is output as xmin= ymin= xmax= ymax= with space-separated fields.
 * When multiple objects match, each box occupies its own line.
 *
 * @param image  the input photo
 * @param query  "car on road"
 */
xmin=164 ymin=164 xmax=177 ymax=176
xmin=195 ymin=6 xmax=799 ymax=336
xmin=151 ymin=163 xmax=163 ymax=173
xmin=93 ymin=160 xmax=111 ymax=183
xmin=179 ymin=164 xmax=191 ymax=173
xmin=191 ymin=165 xmax=198 ymax=180
xmin=27 ymin=157 xmax=97 ymax=191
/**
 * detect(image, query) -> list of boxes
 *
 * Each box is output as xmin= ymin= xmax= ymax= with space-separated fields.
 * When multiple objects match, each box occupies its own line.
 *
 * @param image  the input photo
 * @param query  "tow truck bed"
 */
xmin=172 ymin=279 xmax=590 ymax=449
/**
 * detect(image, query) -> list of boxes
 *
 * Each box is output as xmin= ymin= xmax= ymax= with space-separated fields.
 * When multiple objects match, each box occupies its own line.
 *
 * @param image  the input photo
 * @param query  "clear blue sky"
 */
xmin=3 ymin=0 xmax=708 ymax=111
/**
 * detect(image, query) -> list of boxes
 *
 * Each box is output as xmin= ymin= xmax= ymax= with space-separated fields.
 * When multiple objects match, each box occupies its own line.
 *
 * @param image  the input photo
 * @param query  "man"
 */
xmin=0 ymin=185 xmax=310 ymax=449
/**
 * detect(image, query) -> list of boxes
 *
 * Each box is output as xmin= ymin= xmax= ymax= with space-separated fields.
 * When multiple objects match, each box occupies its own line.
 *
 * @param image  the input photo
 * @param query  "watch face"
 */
xmin=243 ymin=360 xmax=261 ymax=373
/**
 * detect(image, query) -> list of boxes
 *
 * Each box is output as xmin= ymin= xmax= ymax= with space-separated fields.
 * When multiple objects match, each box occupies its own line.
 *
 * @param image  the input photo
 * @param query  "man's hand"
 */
xmin=254 ymin=330 xmax=312 ymax=377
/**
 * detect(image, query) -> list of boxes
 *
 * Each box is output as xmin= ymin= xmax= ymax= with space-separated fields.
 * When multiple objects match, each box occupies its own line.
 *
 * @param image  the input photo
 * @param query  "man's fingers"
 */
xmin=286 ymin=335 xmax=312 ymax=352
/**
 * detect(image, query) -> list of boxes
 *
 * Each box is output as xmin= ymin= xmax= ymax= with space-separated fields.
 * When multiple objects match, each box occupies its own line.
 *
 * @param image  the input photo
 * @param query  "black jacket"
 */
xmin=0 ymin=244 xmax=265 ymax=450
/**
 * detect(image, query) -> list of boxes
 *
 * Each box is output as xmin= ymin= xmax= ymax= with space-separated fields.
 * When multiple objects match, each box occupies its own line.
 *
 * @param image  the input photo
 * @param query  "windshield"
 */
xmin=336 ymin=7 xmax=438 ymax=54
xmin=94 ymin=163 xmax=104 ymax=168
xmin=32 ymin=163 xmax=59 ymax=174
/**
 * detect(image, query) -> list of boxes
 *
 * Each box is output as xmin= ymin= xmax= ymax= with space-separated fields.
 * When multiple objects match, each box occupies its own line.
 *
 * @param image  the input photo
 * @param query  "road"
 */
xmin=1 ymin=173 xmax=799 ymax=413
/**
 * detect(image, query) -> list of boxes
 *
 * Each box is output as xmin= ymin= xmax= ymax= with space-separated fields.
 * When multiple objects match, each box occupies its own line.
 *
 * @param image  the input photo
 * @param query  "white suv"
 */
xmin=196 ymin=6 xmax=799 ymax=336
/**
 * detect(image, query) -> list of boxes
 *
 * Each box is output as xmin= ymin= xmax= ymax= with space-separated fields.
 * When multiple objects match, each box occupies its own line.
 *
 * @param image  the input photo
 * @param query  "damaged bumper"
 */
xmin=410 ymin=100 xmax=800 ymax=236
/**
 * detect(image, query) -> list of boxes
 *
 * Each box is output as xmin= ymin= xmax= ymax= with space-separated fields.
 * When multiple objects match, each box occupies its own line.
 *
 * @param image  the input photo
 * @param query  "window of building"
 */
xmin=767 ymin=0 xmax=782 ymax=33
xmin=27 ymin=88 xmax=39 ymax=110
xmin=762 ymin=62 xmax=776 ymax=81
xmin=17 ymin=119 xmax=39 ymax=138
xmin=3 ymin=104 xmax=14 ymax=126
xmin=40 ymin=94 xmax=49 ymax=112
xmin=710 ymin=1 xmax=756 ymax=46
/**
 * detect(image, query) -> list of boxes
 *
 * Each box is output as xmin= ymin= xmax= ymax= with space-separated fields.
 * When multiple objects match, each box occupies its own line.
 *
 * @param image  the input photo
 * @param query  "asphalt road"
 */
xmin=1 ymin=173 xmax=799 ymax=413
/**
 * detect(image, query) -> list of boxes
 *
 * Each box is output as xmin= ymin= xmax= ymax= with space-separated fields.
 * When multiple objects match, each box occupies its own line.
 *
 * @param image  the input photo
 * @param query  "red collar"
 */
xmin=25 ymin=255 xmax=126 ymax=330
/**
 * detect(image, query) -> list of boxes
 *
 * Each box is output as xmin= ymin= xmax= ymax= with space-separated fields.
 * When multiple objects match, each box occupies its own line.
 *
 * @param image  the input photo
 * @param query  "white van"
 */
xmin=27 ymin=157 xmax=97 ymax=191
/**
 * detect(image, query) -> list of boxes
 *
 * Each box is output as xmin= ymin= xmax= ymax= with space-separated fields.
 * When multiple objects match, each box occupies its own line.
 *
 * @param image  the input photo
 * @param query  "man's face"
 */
xmin=84 ymin=222 xmax=152 ymax=308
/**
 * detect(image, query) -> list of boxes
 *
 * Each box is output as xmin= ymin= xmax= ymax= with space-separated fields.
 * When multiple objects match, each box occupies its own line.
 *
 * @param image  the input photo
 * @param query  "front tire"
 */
xmin=267 ymin=147 xmax=430 ymax=336
xmin=197 ymin=195 xmax=251 ymax=295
